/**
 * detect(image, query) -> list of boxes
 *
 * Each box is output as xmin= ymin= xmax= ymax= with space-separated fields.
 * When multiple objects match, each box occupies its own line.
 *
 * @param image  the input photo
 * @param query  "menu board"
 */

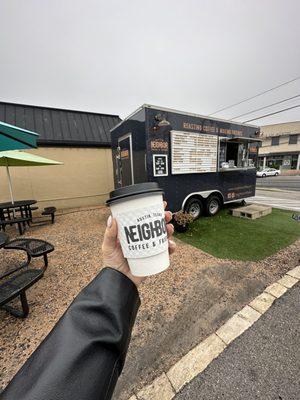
xmin=171 ymin=131 xmax=218 ymax=174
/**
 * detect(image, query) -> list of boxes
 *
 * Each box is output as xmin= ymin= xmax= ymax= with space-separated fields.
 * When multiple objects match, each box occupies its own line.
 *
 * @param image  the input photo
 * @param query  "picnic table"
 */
xmin=0 ymin=200 xmax=57 ymax=234
xmin=0 ymin=232 xmax=8 ymax=248
xmin=0 ymin=199 xmax=37 ymax=221
xmin=0 ymin=231 xmax=54 ymax=318
xmin=0 ymin=200 xmax=37 ymax=234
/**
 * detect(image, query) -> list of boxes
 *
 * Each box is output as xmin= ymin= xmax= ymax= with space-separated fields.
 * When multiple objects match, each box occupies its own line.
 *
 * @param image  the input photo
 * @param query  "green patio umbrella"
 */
xmin=0 ymin=150 xmax=63 ymax=206
xmin=0 ymin=121 xmax=39 ymax=151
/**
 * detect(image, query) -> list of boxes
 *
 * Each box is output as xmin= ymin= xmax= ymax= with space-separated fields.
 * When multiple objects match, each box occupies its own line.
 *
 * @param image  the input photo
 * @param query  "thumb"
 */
xmin=102 ymin=216 xmax=118 ymax=252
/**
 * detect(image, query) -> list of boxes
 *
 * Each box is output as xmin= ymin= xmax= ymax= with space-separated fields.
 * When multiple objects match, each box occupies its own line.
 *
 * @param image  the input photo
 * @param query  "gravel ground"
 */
xmin=0 ymin=207 xmax=299 ymax=399
xmin=0 ymin=206 xmax=217 ymax=390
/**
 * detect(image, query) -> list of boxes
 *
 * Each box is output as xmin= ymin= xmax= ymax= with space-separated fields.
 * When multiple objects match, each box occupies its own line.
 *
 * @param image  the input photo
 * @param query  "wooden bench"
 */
xmin=0 ymin=217 xmax=31 ymax=235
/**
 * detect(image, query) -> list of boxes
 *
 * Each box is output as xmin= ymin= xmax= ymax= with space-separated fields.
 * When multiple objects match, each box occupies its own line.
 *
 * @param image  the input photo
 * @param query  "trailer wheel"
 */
xmin=185 ymin=198 xmax=203 ymax=220
xmin=205 ymin=195 xmax=221 ymax=217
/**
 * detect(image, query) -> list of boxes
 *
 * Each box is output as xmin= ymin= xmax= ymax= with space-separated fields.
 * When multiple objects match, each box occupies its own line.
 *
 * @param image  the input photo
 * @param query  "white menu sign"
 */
xmin=171 ymin=131 xmax=218 ymax=174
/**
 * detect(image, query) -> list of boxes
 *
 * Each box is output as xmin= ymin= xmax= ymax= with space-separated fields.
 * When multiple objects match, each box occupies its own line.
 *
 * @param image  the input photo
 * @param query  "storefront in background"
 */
xmin=258 ymin=153 xmax=299 ymax=170
xmin=258 ymin=121 xmax=300 ymax=171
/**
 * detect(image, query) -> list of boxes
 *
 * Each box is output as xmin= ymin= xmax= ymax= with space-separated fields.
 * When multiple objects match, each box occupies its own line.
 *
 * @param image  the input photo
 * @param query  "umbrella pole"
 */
xmin=6 ymin=164 xmax=16 ymax=218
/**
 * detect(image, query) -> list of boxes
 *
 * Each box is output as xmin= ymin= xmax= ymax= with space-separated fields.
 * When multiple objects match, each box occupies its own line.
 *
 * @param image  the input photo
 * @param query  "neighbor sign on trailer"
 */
xmin=110 ymin=104 xmax=261 ymax=218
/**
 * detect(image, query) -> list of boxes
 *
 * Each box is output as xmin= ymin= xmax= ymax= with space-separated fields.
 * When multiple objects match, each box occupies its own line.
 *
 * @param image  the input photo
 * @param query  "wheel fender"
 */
xmin=182 ymin=190 xmax=224 ymax=210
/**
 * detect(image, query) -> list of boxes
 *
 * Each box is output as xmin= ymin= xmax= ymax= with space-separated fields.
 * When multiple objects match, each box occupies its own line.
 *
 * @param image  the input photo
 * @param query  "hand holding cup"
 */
xmin=102 ymin=199 xmax=176 ymax=287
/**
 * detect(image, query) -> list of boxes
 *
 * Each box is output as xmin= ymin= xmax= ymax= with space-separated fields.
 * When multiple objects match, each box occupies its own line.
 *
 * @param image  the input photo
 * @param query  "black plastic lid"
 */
xmin=106 ymin=182 xmax=163 ymax=205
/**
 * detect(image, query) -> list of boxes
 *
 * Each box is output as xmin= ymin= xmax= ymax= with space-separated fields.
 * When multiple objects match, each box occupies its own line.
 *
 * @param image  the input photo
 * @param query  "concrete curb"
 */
xmin=128 ymin=265 xmax=300 ymax=400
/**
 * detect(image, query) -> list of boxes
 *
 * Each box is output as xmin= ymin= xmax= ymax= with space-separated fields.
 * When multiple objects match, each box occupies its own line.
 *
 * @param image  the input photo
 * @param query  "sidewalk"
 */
xmin=175 ymin=282 xmax=300 ymax=400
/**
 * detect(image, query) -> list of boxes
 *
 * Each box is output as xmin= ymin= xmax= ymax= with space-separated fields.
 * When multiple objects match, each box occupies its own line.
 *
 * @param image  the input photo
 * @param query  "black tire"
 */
xmin=262 ymin=173 xmax=266 ymax=178
xmin=185 ymin=198 xmax=203 ymax=220
xmin=275 ymin=172 xmax=279 ymax=176
xmin=205 ymin=195 xmax=221 ymax=217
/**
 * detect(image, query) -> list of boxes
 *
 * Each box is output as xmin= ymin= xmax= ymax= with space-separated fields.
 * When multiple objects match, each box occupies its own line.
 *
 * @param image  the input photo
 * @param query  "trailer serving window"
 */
xmin=218 ymin=137 xmax=258 ymax=170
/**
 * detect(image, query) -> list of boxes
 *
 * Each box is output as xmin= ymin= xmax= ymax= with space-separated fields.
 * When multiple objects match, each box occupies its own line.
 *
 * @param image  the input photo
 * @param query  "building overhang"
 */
xmin=259 ymin=150 xmax=300 ymax=156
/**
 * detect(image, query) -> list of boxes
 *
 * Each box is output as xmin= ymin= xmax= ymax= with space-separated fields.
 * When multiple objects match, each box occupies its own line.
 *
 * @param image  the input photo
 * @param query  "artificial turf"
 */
xmin=175 ymin=208 xmax=300 ymax=261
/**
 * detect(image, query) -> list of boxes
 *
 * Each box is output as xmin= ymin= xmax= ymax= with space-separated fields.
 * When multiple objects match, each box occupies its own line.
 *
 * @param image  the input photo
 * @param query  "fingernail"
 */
xmin=107 ymin=215 xmax=112 ymax=228
xmin=169 ymin=239 xmax=176 ymax=246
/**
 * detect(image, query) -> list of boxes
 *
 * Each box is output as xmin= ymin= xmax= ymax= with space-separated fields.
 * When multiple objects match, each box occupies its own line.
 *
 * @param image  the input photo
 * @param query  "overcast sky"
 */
xmin=0 ymin=0 xmax=299 ymax=126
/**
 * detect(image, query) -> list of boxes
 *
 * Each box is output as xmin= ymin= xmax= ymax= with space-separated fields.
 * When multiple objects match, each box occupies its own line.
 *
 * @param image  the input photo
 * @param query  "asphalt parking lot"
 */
xmin=249 ymin=188 xmax=300 ymax=211
xmin=256 ymin=175 xmax=300 ymax=191
xmin=175 ymin=283 xmax=300 ymax=400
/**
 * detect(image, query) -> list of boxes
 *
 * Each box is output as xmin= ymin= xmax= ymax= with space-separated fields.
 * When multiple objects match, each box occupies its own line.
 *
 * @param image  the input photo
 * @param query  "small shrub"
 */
xmin=173 ymin=211 xmax=194 ymax=226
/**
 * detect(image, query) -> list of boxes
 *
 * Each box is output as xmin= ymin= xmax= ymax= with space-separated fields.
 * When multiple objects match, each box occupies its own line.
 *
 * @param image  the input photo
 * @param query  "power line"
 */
xmin=231 ymin=94 xmax=300 ymax=120
xmin=209 ymin=76 xmax=300 ymax=116
xmin=243 ymin=104 xmax=300 ymax=123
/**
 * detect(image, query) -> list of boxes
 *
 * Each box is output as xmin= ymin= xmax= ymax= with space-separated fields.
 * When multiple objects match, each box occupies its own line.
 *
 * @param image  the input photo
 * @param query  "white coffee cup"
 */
xmin=106 ymin=182 xmax=170 ymax=277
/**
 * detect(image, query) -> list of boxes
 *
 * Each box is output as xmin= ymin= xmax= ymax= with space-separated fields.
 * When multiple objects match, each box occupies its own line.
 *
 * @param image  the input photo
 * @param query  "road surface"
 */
xmin=256 ymin=175 xmax=300 ymax=191
xmin=248 ymin=189 xmax=300 ymax=212
xmin=175 ymin=283 xmax=300 ymax=400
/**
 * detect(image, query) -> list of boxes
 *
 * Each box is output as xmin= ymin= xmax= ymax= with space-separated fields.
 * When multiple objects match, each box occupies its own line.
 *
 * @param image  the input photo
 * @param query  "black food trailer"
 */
xmin=110 ymin=104 xmax=261 ymax=218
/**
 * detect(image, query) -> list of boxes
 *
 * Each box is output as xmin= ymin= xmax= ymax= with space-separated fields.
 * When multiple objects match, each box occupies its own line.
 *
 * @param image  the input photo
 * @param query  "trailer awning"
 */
xmin=220 ymin=136 xmax=262 ymax=142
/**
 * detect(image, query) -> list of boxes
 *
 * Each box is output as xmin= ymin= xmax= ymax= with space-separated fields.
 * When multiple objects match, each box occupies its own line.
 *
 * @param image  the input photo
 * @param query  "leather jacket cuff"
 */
xmin=99 ymin=266 xmax=141 ymax=308
xmin=94 ymin=265 xmax=141 ymax=307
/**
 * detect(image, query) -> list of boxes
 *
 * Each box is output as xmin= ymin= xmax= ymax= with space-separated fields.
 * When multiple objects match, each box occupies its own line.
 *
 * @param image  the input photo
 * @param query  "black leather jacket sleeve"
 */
xmin=1 ymin=267 xmax=140 ymax=400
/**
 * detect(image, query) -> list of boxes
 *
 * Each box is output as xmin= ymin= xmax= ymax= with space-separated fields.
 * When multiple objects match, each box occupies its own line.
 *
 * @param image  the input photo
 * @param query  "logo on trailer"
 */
xmin=150 ymin=139 xmax=169 ymax=151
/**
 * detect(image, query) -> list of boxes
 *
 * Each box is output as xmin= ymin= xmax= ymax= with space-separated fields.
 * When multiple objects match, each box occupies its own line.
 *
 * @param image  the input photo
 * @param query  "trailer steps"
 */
xmin=230 ymin=204 xmax=272 ymax=220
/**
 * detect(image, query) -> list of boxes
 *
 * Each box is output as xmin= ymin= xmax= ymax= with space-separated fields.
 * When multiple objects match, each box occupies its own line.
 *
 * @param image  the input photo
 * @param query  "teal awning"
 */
xmin=0 ymin=121 xmax=39 ymax=151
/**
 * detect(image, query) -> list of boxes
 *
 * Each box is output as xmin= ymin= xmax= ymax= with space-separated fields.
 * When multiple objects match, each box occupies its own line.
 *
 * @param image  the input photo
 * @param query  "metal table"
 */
xmin=0 ymin=200 xmax=37 ymax=221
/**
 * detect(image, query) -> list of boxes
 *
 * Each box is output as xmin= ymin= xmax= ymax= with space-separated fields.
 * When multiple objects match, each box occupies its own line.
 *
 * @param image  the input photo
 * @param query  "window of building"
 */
xmin=271 ymin=136 xmax=280 ymax=146
xmin=266 ymin=155 xmax=283 ymax=170
xmin=291 ymin=154 xmax=299 ymax=169
xmin=289 ymin=134 xmax=298 ymax=145
xmin=265 ymin=154 xmax=299 ymax=170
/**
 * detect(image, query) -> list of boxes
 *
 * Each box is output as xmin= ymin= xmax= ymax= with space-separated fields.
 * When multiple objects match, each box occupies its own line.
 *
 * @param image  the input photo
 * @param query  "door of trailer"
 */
xmin=117 ymin=133 xmax=134 ymax=187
